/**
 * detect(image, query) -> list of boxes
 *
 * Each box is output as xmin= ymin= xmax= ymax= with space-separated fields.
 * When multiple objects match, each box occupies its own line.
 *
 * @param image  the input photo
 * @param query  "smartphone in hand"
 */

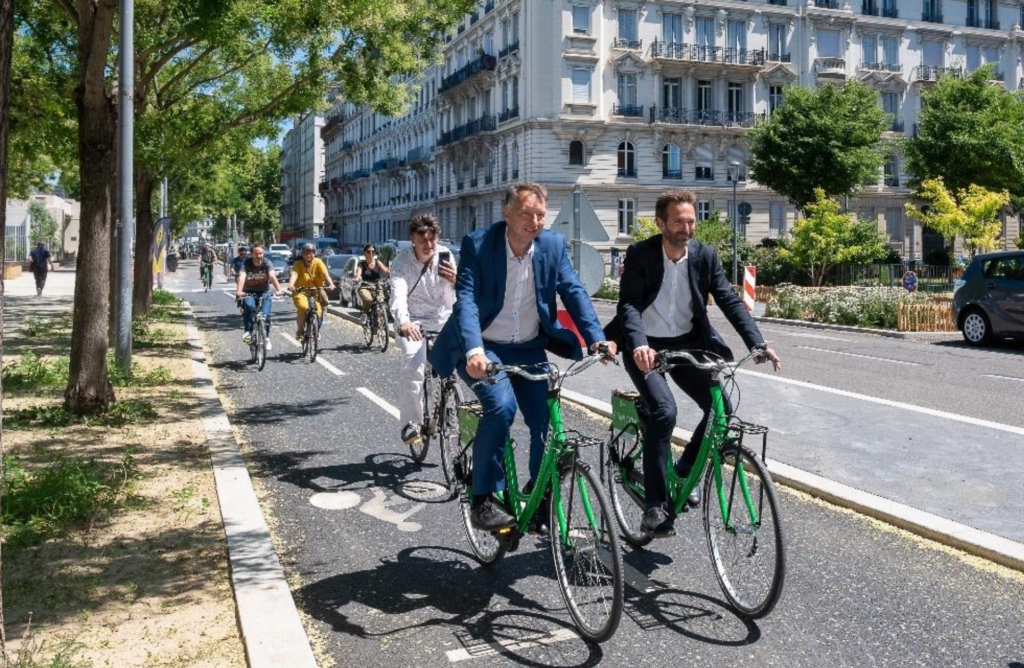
xmin=439 ymin=251 xmax=451 ymax=269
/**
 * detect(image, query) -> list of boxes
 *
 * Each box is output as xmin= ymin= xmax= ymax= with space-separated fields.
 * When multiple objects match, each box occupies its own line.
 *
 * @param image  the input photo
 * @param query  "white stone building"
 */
xmin=280 ymin=112 xmax=326 ymax=241
xmin=322 ymin=0 xmax=1023 ymax=261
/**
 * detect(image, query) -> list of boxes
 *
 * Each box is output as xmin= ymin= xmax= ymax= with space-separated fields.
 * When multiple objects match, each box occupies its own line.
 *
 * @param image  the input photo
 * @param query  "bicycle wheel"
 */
xmin=437 ymin=382 xmax=464 ymax=497
xmin=549 ymin=461 xmax=624 ymax=643
xmin=703 ymin=444 xmax=785 ymax=619
xmin=376 ymin=309 xmax=389 ymax=352
xmin=601 ymin=433 xmax=652 ymax=548
xmin=255 ymin=323 xmax=267 ymax=371
xmin=311 ymin=315 xmax=320 ymax=363
xmin=362 ymin=310 xmax=373 ymax=348
xmin=306 ymin=312 xmax=317 ymax=363
xmin=409 ymin=373 xmax=431 ymax=463
xmin=459 ymin=449 xmax=506 ymax=566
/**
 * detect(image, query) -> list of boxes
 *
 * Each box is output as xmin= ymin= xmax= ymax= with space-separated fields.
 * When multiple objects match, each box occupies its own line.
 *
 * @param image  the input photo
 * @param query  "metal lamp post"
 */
xmin=729 ymin=160 xmax=740 ymax=286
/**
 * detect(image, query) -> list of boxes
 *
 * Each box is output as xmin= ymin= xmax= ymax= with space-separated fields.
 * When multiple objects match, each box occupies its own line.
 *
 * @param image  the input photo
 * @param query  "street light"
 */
xmin=729 ymin=160 xmax=741 ymax=286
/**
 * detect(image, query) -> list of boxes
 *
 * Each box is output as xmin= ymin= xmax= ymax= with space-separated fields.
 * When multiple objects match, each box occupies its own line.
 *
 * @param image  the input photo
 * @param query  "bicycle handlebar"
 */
xmin=473 ymin=346 xmax=618 ymax=389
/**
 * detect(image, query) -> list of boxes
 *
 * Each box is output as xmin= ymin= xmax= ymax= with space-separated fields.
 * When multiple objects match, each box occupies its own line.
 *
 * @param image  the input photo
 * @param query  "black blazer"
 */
xmin=604 ymin=235 xmax=764 ymax=361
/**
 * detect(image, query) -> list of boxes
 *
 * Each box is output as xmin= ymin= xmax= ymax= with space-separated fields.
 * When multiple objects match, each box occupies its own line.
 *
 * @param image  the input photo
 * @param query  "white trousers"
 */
xmin=396 ymin=318 xmax=442 ymax=427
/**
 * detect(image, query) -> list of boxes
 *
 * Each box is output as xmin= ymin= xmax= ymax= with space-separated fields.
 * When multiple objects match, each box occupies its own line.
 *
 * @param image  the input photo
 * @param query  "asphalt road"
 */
xmin=172 ymin=266 xmax=1024 ymax=668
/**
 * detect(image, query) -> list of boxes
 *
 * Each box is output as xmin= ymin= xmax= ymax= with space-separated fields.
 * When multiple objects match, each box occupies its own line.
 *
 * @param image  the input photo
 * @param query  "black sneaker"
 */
xmin=640 ymin=507 xmax=676 ymax=538
xmin=470 ymin=498 xmax=516 ymax=532
xmin=401 ymin=422 xmax=422 ymax=445
xmin=523 ymin=479 xmax=550 ymax=537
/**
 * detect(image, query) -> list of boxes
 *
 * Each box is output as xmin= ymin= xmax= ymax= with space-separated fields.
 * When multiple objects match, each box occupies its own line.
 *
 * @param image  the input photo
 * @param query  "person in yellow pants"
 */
xmin=288 ymin=243 xmax=336 ymax=340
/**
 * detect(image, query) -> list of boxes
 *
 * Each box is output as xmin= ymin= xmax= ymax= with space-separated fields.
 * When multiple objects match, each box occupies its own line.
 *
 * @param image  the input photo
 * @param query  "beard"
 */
xmin=664 ymin=231 xmax=690 ymax=249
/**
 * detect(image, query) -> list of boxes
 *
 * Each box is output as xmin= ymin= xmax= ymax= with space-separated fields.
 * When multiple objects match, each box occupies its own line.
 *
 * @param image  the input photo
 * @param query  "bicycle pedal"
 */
xmin=496 ymin=526 xmax=514 ymax=536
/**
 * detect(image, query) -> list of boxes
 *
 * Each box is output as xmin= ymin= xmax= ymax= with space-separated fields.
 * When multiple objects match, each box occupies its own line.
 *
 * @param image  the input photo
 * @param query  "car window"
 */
xmin=985 ymin=257 xmax=1023 ymax=280
xmin=344 ymin=257 xmax=357 ymax=276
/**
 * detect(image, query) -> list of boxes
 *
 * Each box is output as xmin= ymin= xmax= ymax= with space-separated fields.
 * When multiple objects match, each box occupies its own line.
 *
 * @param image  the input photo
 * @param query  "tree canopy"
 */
xmin=748 ymin=81 xmax=888 ymax=209
xmin=904 ymin=65 xmax=1024 ymax=209
xmin=904 ymin=178 xmax=1010 ymax=260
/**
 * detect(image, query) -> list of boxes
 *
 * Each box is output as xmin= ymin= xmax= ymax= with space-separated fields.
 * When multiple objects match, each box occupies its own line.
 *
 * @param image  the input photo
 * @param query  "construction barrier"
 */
xmin=897 ymin=302 xmax=956 ymax=332
xmin=743 ymin=266 xmax=756 ymax=312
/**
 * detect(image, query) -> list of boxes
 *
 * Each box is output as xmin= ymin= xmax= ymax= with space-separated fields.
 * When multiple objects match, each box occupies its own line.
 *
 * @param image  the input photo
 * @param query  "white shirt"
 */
xmin=389 ymin=246 xmax=456 ymax=328
xmin=640 ymin=245 xmax=694 ymax=340
xmin=466 ymin=235 xmax=540 ymax=359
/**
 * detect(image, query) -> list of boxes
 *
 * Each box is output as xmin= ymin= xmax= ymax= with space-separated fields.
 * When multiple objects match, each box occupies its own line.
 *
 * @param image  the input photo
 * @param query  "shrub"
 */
xmin=2 ymin=353 xmax=70 ymax=391
xmin=152 ymin=289 xmax=182 ymax=306
xmin=765 ymin=285 xmax=934 ymax=329
xmin=594 ymin=277 xmax=620 ymax=300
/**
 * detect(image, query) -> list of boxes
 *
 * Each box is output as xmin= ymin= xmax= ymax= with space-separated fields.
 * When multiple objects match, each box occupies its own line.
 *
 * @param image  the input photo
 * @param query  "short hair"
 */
xmin=363 ymin=243 xmax=375 ymax=252
xmin=655 ymin=190 xmax=698 ymax=222
xmin=251 ymin=244 xmax=264 ymax=251
xmin=408 ymin=214 xmax=440 ymax=238
xmin=503 ymin=182 xmax=548 ymax=211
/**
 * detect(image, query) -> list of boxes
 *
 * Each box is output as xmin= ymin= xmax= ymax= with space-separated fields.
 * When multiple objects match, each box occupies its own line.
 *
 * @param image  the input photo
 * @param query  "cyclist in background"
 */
xmin=235 ymin=244 xmax=283 ymax=350
xmin=288 ymin=243 xmax=335 ymax=341
xmin=354 ymin=243 xmax=389 ymax=321
xmin=199 ymin=242 xmax=217 ymax=281
xmin=229 ymin=246 xmax=249 ymax=279
xmin=389 ymin=214 xmax=457 ymax=446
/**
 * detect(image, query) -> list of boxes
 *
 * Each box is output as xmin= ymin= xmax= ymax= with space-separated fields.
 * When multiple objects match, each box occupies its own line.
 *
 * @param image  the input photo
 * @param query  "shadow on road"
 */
xmin=229 ymin=398 xmax=343 ymax=427
xmin=931 ymin=339 xmax=1024 ymax=357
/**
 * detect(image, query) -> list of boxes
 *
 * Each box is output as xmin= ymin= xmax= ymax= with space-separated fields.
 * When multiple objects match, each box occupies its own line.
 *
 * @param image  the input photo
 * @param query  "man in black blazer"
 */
xmin=605 ymin=190 xmax=781 ymax=537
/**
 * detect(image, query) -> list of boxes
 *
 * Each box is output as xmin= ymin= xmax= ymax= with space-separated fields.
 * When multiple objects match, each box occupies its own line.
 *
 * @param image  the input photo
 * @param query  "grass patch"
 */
xmin=21 ymin=311 xmax=73 ymax=339
xmin=2 ymin=449 xmax=139 ymax=548
xmin=106 ymin=357 xmax=172 ymax=387
xmin=3 ymin=353 xmax=70 ymax=392
xmin=153 ymin=289 xmax=182 ymax=306
xmin=4 ymin=400 xmax=158 ymax=431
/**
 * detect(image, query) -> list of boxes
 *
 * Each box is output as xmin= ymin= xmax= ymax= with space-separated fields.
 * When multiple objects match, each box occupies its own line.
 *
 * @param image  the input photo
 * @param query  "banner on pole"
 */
xmin=152 ymin=216 xmax=171 ymax=274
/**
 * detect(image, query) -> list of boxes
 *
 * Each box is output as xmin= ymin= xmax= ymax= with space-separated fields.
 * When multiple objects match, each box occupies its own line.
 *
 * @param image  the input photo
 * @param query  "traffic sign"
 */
xmin=550 ymin=189 xmax=609 ymax=242
xmin=573 ymin=242 xmax=606 ymax=296
xmin=738 ymin=202 xmax=752 ymax=217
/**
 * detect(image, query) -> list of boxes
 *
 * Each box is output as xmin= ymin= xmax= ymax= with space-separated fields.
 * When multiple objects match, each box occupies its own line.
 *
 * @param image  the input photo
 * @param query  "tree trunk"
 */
xmin=132 ymin=170 xmax=155 ymax=317
xmin=0 ymin=0 xmax=15 ymax=659
xmin=64 ymin=0 xmax=118 ymax=416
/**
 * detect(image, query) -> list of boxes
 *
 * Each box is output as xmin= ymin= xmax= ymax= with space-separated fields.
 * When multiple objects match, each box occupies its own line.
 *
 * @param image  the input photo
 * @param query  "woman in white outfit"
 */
xmin=389 ymin=214 xmax=458 ymax=445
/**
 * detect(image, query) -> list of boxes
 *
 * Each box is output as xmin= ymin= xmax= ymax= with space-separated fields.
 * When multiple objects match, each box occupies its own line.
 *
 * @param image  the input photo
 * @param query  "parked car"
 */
xmin=268 ymin=243 xmax=291 ymax=262
xmin=267 ymin=256 xmax=290 ymax=283
xmin=952 ymin=250 xmax=1024 ymax=345
xmin=324 ymin=253 xmax=358 ymax=301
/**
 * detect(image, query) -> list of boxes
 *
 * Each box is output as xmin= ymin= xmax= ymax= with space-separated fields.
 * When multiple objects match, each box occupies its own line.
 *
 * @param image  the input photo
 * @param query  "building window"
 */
xmin=966 ymin=45 xmax=981 ymax=72
xmin=511 ymin=141 xmax=519 ymax=179
xmin=696 ymin=145 xmax=714 ymax=181
xmin=662 ymin=143 xmax=682 ymax=179
xmin=617 ymin=141 xmax=636 ymax=177
xmin=727 ymin=82 xmax=745 ymax=120
xmin=696 ymin=80 xmax=713 ymax=112
xmin=618 ymin=199 xmax=636 ymax=235
xmin=501 ymin=144 xmax=509 ymax=181
xmin=922 ymin=40 xmax=943 ymax=67
xmin=511 ymin=76 xmax=519 ymax=110
xmin=769 ymin=85 xmax=784 ymax=113
xmin=571 ymin=67 xmax=591 ymax=103
xmin=884 ymin=154 xmax=899 ymax=186
xmin=881 ymin=35 xmax=899 ymax=67
xmin=885 ymin=208 xmax=903 ymax=242
xmin=663 ymin=77 xmax=682 ymax=109
xmin=619 ymin=9 xmax=638 ymax=42
xmin=697 ymin=200 xmax=712 ymax=221
xmin=770 ymin=203 xmax=786 ymax=236
xmin=727 ymin=20 xmax=746 ymax=53
xmin=502 ymin=79 xmax=509 ymax=111
xmin=511 ymin=12 xmax=519 ymax=43
xmin=696 ymin=16 xmax=715 ymax=48
xmin=862 ymin=34 xmax=877 ymax=64
xmin=572 ymin=5 xmax=590 ymax=35
xmin=817 ymin=29 xmax=841 ymax=58
xmin=569 ymin=140 xmax=585 ymax=166
xmin=727 ymin=146 xmax=747 ymax=181
xmin=617 ymin=74 xmax=638 ymax=107
xmin=768 ymin=23 xmax=786 ymax=60
xmin=663 ymin=13 xmax=683 ymax=44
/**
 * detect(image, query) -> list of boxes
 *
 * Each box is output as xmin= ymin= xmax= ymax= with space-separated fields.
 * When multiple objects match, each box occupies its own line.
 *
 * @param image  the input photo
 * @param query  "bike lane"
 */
xmin=176 ymin=269 xmax=1024 ymax=668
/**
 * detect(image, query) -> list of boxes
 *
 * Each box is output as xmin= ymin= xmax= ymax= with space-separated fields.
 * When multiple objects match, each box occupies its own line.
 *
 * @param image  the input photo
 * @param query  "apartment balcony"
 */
xmin=766 ymin=52 xmax=792 ymax=63
xmin=341 ymin=140 xmax=356 ymax=151
xmin=922 ymin=10 xmax=943 ymax=23
xmin=662 ymin=170 xmax=683 ymax=180
xmin=768 ymin=0 xmax=788 ymax=5
xmin=814 ymin=0 xmax=841 ymax=8
xmin=437 ymin=114 xmax=497 ymax=147
xmin=725 ymin=111 xmax=761 ymax=128
xmin=859 ymin=62 xmax=903 ymax=73
xmin=318 ymin=180 xmax=329 ymax=195
xmin=649 ymin=41 xmax=766 ymax=68
xmin=613 ymin=37 xmax=643 ymax=50
xmin=439 ymin=54 xmax=497 ymax=95
xmin=862 ymin=1 xmax=899 ymax=17
xmin=617 ymin=167 xmax=638 ymax=178
xmin=499 ymin=41 xmax=520 ymax=59
xmin=613 ymin=104 xmax=645 ymax=118
xmin=498 ymin=106 xmax=520 ymax=123
xmin=912 ymin=66 xmax=963 ymax=83
xmin=650 ymin=106 xmax=733 ymax=127
xmin=351 ymin=168 xmax=371 ymax=180
xmin=321 ymin=116 xmax=343 ymax=139
xmin=815 ymin=57 xmax=847 ymax=78
xmin=406 ymin=146 xmax=431 ymax=164
xmin=966 ymin=16 xmax=999 ymax=30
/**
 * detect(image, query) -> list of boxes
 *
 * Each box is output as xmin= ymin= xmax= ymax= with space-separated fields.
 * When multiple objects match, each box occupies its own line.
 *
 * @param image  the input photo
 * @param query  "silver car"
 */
xmin=952 ymin=251 xmax=1024 ymax=345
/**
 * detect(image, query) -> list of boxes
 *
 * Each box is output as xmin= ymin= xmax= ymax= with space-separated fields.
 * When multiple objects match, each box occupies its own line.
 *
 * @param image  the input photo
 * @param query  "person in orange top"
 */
xmin=287 ymin=243 xmax=335 ymax=340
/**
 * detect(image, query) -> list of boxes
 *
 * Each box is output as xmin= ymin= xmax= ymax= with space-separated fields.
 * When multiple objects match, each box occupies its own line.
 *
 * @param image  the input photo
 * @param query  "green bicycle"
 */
xmin=600 ymin=349 xmax=786 ymax=619
xmin=447 ymin=353 xmax=624 ymax=643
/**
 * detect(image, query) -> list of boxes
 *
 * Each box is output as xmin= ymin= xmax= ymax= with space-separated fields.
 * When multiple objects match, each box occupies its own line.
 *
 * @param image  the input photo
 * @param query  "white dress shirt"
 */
xmin=640 ymin=245 xmax=694 ymax=341
xmin=389 ymin=245 xmax=456 ymax=328
xmin=466 ymin=235 xmax=540 ymax=359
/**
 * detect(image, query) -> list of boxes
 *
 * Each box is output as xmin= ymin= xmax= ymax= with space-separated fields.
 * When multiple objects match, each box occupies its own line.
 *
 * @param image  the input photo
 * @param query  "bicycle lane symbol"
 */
xmin=309 ymin=481 xmax=448 ymax=533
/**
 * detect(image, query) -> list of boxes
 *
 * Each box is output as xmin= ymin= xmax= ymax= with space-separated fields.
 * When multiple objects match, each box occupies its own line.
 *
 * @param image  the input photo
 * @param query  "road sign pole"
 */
xmin=572 ymin=184 xmax=582 ymax=272
xmin=115 ymin=0 xmax=135 ymax=375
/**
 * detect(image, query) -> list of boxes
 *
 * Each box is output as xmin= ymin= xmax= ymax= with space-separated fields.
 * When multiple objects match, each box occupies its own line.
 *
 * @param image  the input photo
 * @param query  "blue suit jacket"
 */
xmin=430 ymin=222 xmax=605 ymax=378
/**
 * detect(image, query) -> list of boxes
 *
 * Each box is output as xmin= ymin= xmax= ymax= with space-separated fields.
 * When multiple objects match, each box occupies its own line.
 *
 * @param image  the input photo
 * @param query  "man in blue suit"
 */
xmin=431 ymin=183 xmax=617 ymax=531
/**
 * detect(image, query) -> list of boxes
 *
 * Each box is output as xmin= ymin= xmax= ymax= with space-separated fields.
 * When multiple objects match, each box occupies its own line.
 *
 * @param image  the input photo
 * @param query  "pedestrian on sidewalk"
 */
xmin=29 ymin=242 xmax=55 ymax=296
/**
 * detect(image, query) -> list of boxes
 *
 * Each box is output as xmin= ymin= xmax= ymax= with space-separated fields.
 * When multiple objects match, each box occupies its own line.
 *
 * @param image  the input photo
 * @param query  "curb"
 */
xmin=561 ymin=389 xmax=1024 ymax=573
xmin=184 ymin=303 xmax=318 ymax=668
xmin=754 ymin=316 xmax=957 ymax=340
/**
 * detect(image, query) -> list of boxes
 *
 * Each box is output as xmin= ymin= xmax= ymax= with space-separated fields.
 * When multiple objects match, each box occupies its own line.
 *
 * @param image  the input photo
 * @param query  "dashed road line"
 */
xmin=983 ymin=374 xmax=1024 ymax=384
xmin=357 ymin=387 xmax=401 ymax=420
xmin=796 ymin=345 xmax=922 ymax=367
xmin=277 ymin=332 xmax=347 ymax=375
xmin=757 ymin=327 xmax=851 ymax=342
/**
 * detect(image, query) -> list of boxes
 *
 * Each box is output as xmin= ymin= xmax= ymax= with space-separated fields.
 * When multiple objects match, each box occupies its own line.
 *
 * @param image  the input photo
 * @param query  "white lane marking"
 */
xmin=281 ymin=333 xmax=301 ymax=347
xmin=278 ymin=332 xmax=346 ymax=375
xmin=357 ymin=387 xmax=401 ymax=420
xmin=758 ymin=327 xmax=851 ymax=342
xmin=796 ymin=346 xmax=922 ymax=367
xmin=983 ymin=374 xmax=1024 ymax=384
xmin=446 ymin=628 xmax=579 ymax=663
xmin=359 ymin=487 xmax=425 ymax=532
xmin=737 ymin=369 xmax=1024 ymax=438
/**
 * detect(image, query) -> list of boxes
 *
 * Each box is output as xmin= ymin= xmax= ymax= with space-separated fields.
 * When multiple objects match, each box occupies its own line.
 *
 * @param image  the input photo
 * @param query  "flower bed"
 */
xmin=764 ymin=284 xmax=948 ymax=331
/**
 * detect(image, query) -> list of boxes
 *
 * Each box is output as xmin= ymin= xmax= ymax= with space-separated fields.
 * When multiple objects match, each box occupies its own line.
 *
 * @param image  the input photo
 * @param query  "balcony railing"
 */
xmin=650 ymin=106 xmax=739 ymax=127
xmin=768 ymin=0 xmax=788 ymax=5
xmin=862 ymin=1 xmax=898 ymax=17
xmin=613 ymin=37 xmax=642 ymax=50
xmin=966 ymin=15 xmax=999 ymax=29
xmin=342 ymin=140 xmax=356 ymax=150
xmin=922 ymin=10 xmax=943 ymax=23
xmin=860 ymin=62 xmax=903 ymax=73
xmin=498 ymin=106 xmax=520 ymax=123
xmin=499 ymin=41 xmax=520 ymax=59
xmin=320 ymin=116 xmax=343 ymax=138
xmin=617 ymin=167 xmax=638 ymax=178
xmin=816 ymin=57 xmax=846 ymax=73
xmin=766 ymin=52 xmax=792 ymax=63
xmin=814 ymin=0 xmax=841 ymax=8
xmin=351 ymin=169 xmax=371 ymax=180
xmin=439 ymin=54 xmax=497 ymax=94
xmin=662 ymin=170 xmax=682 ymax=180
xmin=318 ymin=181 xmax=329 ymax=195
xmin=725 ymin=111 xmax=759 ymax=128
xmin=649 ymin=41 xmax=766 ymax=66
xmin=613 ymin=104 xmax=644 ymax=117
xmin=407 ymin=146 xmax=430 ymax=163
xmin=912 ymin=65 xmax=963 ymax=82
xmin=437 ymin=115 xmax=497 ymax=147
xmin=889 ymin=118 xmax=905 ymax=133
xmin=884 ymin=175 xmax=900 ymax=187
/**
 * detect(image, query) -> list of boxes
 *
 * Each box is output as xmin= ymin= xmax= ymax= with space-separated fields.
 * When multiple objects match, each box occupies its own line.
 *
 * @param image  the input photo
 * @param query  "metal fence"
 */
xmin=761 ymin=263 xmax=959 ymax=293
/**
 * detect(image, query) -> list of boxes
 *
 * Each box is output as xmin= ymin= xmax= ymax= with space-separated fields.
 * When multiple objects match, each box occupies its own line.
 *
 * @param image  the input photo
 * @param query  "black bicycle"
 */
xmin=293 ymin=286 xmax=323 ymax=363
xmin=407 ymin=332 xmax=463 ymax=495
xmin=240 ymin=292 xmax=270 ymax=371
xmin=361 ymin=282 xmax=390 ymax=353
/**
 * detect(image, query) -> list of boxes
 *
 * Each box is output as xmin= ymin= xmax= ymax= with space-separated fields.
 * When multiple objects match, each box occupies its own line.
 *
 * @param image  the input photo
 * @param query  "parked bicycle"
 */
xmin=600 ymin=349 xmax=786 ymax=619
xmin=444 ymin=351 xmax=624 ymax=643
xmin=293 ymin=286 xmax=323 ymax=363
xmin=406 ymin=332 xmax=463 ymax=494
xmin=362 ymin=282 xmax=390 ymax=352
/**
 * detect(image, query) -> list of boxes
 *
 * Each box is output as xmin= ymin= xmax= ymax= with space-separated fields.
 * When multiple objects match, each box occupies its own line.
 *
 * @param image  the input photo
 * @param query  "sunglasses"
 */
xmin=365 ymin=250 xmax=376 ymax=254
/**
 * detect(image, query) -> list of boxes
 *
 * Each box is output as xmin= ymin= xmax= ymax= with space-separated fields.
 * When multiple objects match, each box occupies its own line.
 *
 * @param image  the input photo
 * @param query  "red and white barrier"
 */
xmin=743 ymin=265 xmax=756 ymax=312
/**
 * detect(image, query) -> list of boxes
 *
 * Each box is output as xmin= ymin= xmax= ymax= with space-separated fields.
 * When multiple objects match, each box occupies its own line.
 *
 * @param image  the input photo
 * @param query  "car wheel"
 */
xmin=961 ymin=309 xmax=992 ymax=345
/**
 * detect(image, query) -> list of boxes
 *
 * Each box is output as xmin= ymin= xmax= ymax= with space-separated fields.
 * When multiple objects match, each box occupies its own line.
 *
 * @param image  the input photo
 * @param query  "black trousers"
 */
xmin=622 ymin=332 xmax=732 ymax=510
xmin=32 ymin=268 xmax=47 ymax=291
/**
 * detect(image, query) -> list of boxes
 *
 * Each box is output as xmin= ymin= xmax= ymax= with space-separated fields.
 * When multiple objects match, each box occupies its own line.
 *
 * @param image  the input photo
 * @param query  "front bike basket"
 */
xmin=727 ymin=418 xmax=770 ymax=463
xmin=458 ymin=401 xmax=483 ymax=447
